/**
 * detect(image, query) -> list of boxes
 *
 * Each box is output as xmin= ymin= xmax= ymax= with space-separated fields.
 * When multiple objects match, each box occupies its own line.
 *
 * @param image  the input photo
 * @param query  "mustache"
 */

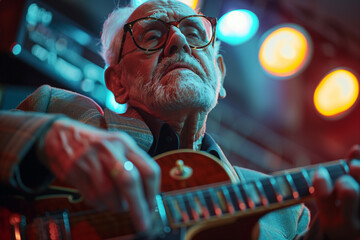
xmin=153 ymin=55 xmax=207 ymax=82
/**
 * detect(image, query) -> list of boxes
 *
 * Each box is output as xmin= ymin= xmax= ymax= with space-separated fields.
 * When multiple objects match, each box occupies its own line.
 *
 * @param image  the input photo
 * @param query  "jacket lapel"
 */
xmin=103 ymin=108 xmax=153 ymax=152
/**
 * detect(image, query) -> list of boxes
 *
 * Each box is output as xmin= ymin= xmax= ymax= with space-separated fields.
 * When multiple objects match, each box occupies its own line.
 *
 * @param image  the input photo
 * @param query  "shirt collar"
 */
xmin=135 ymin=108 xmax=179 ymax=156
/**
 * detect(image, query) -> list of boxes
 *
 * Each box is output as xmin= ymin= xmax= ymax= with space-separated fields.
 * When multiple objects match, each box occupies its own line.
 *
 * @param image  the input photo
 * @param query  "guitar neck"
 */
xmin=159 ymin=159 xmax=349 ymax=228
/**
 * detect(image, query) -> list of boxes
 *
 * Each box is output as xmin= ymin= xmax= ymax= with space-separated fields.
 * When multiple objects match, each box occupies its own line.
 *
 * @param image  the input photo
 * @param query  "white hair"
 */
xmin=100 ymin=2 xmax=222 ymax=66
xmin=100 ymin=7 xmax=136 ymax=66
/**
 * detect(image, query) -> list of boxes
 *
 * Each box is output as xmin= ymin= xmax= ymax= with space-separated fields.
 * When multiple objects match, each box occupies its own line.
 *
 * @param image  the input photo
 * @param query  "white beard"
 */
xmin=143 ymin=71 xmax=218 ymax=112
xmin=125 ymin=54 xmax=221 ymax=112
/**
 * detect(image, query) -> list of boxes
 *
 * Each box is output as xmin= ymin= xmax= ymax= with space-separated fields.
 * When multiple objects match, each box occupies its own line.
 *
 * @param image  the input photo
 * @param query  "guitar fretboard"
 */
xmin=161 ymin=160 xmax=349 ymax=228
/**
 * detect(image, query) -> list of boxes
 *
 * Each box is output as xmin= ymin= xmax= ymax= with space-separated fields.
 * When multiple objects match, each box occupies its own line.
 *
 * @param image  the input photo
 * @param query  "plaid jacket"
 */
xmin=0 ymin=85 xmax=309 ymax=239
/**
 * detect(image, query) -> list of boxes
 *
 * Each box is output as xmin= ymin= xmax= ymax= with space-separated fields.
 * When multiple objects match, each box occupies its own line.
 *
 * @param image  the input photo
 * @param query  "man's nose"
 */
xmin=163 ymin=26 xmax=191 ymax=56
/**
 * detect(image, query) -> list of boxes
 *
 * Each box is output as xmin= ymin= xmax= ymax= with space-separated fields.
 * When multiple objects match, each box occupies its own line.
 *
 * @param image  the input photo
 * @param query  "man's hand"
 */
xmin=312 ymin=145 xmax=360 ymax=240
xmin=41 ymin=118 xmax=160 ymax=232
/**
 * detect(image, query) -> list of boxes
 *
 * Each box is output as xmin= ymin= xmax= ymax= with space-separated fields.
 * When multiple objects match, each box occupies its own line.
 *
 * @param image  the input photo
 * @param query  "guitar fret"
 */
xmin=215 ymin=188 xmax=228 ymax=213
xmin=301 ymin=169 xmax=315 ymax=195
xmin=254 ymin=180 xmax=268 ymax=206
xmin=183 ymin=194 xmax=199 ymax=221
xmin=194 ymin=191 xmax=210 ymax=219
xmin=274 ymin=175 xmax=293 ymax=200
xmin=186 ymin=193 xmax=200 ymax=221
xmin=301 ymin=169 xmax=312 ymax=187
xmin=290 ymin=171 xmax=311 ymax=197
xmin=227 ymin=184 xmax=247 ymax=211
xmin=165 ymin=196 xmax=185 ymax=224
xmin=239 ymin=184 xmax=256 ymax=209
xmin=220 ymin=186 xmax=235 ymax=214
xmin=285 ymin=173 xmax=299 ymax=199
xmin=260 ymin=178 xmax=279 ymax=204
xmin=175 ymin=196 xmax=190 ymax=223
xmin=269 ymin=177 xmax=283 ymax=202
xmin=202 ymin=190 xmax=216 ymax=216
xmin=207 ymin=189 xmax=223 ymax=216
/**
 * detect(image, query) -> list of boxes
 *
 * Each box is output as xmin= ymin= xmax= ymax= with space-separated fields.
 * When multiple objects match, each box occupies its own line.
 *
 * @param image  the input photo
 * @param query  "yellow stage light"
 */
xmin=179 ymin=0 xmax=199 ymax=9
xmin=133 ymin=0 xmax=199 ymax=9
xmin=259 ymin=25 xmax=312 ymax=78
xmin=314 ymin=69 xmax=359 ymax=118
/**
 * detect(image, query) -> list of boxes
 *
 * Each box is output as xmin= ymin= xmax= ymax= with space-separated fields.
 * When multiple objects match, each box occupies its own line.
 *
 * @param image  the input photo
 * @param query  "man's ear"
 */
xmin=105 ymin=66 xmax=129 ymax=104
xmin=216 ymin=54 xmax=227 ymax=99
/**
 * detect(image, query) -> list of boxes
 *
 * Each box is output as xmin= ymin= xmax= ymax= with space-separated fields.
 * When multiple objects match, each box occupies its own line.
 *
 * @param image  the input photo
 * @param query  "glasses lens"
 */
xmin=132 ymin=18 xmax=168 ymax=50
xmin=179 ymin=16 xmax=213 ymax=47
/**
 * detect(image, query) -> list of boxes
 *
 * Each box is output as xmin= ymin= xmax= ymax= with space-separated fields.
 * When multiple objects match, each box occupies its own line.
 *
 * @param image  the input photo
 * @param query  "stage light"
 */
xmin=132 ymin=0 xmax=199 ymax=9
xmin=178 ymin=0 xmax=199 ymax=9
xmin=217 ymin=9 xmax=259 ymax=45
xmin=132 ymin=0 xmax=147 ymax=7
xmin=259 ymin=24 xmax=312 ymax=78
xmin=314 ymin=68 xmax=359 ymax=118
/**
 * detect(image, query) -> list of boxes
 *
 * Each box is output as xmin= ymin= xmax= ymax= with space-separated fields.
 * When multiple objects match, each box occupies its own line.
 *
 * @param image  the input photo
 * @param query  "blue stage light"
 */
xmin=217 ymin=9 xmax=259 ymax=45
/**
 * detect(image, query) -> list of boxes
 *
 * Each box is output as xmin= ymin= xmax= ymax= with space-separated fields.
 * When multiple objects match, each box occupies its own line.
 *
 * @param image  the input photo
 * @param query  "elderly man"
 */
xmin=0 ymin=0 xmax=359 ymax=239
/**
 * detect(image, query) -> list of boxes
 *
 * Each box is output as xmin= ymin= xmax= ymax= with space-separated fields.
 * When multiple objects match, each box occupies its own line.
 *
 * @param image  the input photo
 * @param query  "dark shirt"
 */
xmin=136 ymin=108 xmax=222 ymax=159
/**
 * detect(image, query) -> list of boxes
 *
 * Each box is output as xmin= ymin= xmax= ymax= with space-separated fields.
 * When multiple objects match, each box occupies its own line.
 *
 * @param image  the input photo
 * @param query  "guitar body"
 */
xmin=0 ymin=150 xmax=261 ymax=240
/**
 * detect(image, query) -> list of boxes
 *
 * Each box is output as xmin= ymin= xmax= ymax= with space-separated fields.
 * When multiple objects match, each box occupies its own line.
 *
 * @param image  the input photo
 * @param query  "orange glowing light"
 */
xmin=314 ymin=69 xmax=359 ymax=117
xmin=179 ymin=0 xmax=199 ymax=9
xmin=259 ymin=25 xmax=311 ymax=78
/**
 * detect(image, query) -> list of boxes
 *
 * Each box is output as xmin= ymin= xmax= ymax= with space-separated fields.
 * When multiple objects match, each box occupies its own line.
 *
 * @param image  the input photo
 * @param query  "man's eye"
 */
xmin=142 ymin=30 xmax=162 ymax=41
xmin=183 ymin=28 xmax=208 ymax=44
xmin=185 ymin=31 xmax=199 ymax=38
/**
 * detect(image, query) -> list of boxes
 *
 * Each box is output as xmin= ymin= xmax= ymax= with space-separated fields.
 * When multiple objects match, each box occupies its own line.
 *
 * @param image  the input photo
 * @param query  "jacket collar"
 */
xmin=103 ymin=108 xmax=153 ymax=152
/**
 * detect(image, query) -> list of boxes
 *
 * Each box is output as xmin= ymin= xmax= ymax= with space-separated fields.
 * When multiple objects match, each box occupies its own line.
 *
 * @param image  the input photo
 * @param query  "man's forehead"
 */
xmin=128 ymin=0 xmax=197 ymax=22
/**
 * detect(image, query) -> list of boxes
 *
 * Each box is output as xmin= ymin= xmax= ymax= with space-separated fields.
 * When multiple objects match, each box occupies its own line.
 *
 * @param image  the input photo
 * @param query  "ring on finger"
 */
xmin=111 ymin=161 xmax=134 ymax=178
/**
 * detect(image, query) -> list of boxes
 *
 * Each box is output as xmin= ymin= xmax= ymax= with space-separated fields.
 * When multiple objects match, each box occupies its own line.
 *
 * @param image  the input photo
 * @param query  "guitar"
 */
xmin=0 ymin=149 xmax=349 ymax=240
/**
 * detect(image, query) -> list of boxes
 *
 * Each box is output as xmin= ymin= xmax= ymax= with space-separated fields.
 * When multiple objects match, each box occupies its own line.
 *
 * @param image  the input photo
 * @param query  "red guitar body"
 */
xmin=0 ymin=150 xmax=263 ymax=240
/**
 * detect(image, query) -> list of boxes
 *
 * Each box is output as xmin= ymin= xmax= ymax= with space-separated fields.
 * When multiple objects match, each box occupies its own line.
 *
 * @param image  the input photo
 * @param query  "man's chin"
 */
xmin=159 ymin=70 xmax=201 ymax=85
xmin=153 ymin=89 xmax=217 ymax=112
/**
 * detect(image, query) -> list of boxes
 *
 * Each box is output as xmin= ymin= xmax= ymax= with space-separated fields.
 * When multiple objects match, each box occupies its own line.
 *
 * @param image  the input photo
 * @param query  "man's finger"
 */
xmin=126 ymin=150 xmax=161 ymax=210
xmin=349 ymin=159 xmax=360 ymax=181
xmin=336 ymin=176 xmax=360 ymax=227
xmin=313 ymin=167 xmax=333 ymax=198
xmin=347 ymin=145 xmax=360 ymax=160
xmin=112 ymin=163 xmax=151 ymax=232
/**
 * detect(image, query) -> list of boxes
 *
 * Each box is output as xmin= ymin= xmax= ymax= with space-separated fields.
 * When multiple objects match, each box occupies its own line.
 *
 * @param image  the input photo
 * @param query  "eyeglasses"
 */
xmin=117 ymin=15 xmax=217 ymax=63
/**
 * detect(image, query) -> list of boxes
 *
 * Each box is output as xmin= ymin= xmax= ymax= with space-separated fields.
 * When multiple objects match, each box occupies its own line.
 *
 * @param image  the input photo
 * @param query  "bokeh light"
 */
xmin=178 ymin=0 xmax=198 ymax=9
xmin=217 ymin=9 xmax=259 ymax=45
xmin=259 ymin=24 xmax=312 ymax=78
xmin=314 ymin=68 xmax=359 ymax=118
xmin=132 ymin=0 xmax=199 ymax=9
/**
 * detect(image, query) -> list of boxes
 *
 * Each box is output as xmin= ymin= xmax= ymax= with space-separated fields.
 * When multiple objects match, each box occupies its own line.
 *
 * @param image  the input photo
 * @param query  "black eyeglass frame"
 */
xmin=117 ymin=15 xmax=217 ymax=63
